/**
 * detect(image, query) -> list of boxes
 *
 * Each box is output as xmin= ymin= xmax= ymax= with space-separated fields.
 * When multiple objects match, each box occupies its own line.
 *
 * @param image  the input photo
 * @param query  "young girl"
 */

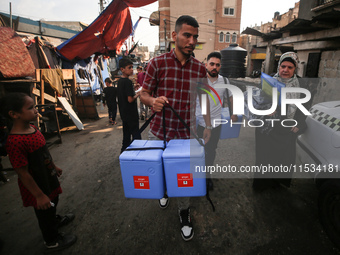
xmin=2 ymin=93 xmax=76 ymax=252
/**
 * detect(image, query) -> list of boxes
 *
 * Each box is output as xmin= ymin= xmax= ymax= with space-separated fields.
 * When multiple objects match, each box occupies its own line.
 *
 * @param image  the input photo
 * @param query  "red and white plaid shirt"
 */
xmin=143 ymin=49 xmax=207 ymax=140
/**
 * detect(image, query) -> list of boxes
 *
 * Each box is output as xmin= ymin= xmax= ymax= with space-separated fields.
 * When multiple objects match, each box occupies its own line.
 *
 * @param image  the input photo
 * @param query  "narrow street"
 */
xmin=0 ymin=102 xmax=339 ymax=255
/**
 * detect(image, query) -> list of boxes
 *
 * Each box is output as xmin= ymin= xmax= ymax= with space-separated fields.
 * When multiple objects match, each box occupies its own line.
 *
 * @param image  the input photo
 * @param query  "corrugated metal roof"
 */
xmin=241 ymin=27 xmax=282 ymax=41
xmin=0 ymin=12 xmax=78 ymax=39
xmin=280 ymin=18 xmax=325 ymax=35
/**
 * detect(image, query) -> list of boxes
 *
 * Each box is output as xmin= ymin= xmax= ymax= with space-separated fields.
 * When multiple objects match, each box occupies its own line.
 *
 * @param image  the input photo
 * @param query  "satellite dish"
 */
xmin=149 ymin=11 xmax=160 ymax=26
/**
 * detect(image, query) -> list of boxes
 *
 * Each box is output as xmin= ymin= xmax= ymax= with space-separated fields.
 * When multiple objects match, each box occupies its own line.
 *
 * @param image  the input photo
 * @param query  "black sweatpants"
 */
xmin=121 ymin=119 xmax=141 ymax=153
xmin=107 ymin=103 xmax=117 ymax=122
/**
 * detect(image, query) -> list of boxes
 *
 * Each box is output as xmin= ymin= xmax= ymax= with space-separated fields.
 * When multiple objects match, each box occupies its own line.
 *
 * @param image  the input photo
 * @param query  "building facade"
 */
xmin=132 ymin=45 xmax=150 ymax=63
xmin=158 ymin=0 xmax=242 ymax=62
xmin=240 ymin=2 xmax=300 ymax=76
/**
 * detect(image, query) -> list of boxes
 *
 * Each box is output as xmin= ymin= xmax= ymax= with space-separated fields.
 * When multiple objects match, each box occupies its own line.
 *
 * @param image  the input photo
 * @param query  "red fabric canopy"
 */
xmin=57 ymin=0 xmax=156 ymax=61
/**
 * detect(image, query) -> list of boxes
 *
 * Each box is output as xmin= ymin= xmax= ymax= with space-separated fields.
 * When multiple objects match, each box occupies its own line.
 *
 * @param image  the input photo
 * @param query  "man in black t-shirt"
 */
xmin=117 ymin=58 xmax=141 ymax=153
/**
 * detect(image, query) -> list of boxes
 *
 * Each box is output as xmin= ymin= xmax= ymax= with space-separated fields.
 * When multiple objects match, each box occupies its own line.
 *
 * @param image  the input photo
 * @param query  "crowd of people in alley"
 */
xmin=0 ymin=14 xmax=307 ymax=253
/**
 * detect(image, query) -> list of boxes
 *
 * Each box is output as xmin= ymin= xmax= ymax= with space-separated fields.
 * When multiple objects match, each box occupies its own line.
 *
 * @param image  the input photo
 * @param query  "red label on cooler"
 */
xmin=177 ymin=174 xmax=193 ymax=187
xmin=133 ymin=176 xmax=150 ymax=189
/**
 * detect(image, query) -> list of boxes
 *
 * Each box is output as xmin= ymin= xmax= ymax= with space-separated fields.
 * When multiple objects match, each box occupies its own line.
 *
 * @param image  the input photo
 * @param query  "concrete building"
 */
xmin=240 ymin=2 xmax=300 ymax=76
xmin=271 ymin=2 xmax=299 ymax=31
xmin=158 ymin=0 xmax=242 ymax=62
xmin=132 ymin=45 xmax=151 ymax=62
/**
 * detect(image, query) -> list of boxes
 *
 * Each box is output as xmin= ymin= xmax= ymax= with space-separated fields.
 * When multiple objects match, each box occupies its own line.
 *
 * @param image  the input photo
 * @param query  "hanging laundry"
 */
xmin=41 ymin=69 xmax=64 ymax=95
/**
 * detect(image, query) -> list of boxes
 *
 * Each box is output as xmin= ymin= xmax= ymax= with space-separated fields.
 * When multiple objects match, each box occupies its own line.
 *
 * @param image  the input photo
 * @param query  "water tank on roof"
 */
xmin=220 ymin=43 xmax=247 ymax=78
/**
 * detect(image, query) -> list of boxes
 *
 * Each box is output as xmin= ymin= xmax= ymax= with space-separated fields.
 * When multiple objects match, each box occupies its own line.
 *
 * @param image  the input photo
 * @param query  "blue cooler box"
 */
xmin=162 ymin=139 xmax=206 ymax=197
xmin=119 ymin=140 xmax=165 ymax=199
xmin=220 ymin=108 xmax=242 ymax=139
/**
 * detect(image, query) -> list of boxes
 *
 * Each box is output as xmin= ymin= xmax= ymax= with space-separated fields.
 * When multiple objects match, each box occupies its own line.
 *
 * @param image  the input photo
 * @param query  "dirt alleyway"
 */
xmin=0 ymin=103 xmax=339 ymax=255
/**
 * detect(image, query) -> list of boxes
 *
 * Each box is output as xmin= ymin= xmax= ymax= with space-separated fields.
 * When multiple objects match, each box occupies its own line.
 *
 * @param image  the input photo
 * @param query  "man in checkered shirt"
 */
xmin=141 ymin=15 xmax=212 ymax=241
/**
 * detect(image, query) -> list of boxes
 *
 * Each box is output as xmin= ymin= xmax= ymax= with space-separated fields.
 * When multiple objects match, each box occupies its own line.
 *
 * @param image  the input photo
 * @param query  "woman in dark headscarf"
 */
xmin=253 ymin=52 xmax=308 ymax=191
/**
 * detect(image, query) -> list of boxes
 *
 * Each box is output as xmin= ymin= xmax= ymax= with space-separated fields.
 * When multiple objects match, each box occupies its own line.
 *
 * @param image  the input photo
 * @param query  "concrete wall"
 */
xmin=311 ymin=78 xmax=340 ymax=105
xmin=298 ymin=0 xmax=316 ymax=20
xmin=308 ymin=50 xmax=340 ymax=105
xmin=318 ymin=50 xmax=340 ymax=78
xmin=295 ymin=50 xmax=316 ymax=77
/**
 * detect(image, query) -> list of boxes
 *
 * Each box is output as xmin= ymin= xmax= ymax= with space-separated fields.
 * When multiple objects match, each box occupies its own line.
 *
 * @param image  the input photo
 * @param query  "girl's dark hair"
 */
xmin=0 ymin=92 xmax=29 ymax=119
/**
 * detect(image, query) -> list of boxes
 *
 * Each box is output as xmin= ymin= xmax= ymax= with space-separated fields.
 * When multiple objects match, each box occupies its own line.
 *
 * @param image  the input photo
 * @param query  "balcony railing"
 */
xmin=318 ymin=0 xmax=335 ymax=4
xmin=313 ymin=0 xmax=340 ymax=11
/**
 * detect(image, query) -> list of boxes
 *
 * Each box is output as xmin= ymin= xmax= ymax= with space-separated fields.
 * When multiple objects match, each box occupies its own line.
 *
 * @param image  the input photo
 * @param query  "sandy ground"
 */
xmin=1 ymin=103 xmax=340 ymax=255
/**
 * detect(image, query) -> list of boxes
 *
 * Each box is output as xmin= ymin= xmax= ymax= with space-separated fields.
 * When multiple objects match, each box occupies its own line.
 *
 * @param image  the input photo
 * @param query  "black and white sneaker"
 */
xmin=158 ymin=196 xmax=169 ymax=209
xmin=179 ymin=208 xmax=194 ymax=241
xmin=44 ymin=233 xmax=77 ymax=253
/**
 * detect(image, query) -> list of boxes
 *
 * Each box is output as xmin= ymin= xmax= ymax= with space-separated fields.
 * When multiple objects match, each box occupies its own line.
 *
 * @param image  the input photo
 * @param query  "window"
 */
xmin=224 ymin=7 xmax=234 ymax=16
xmin=225 ymin=32 xmax=230 ymax=43
xmin=208 ymin=19 xmax=213 ymax=24
xmin=232 ymin=32 xmax=237 ymax=43
xmin=219 ymin=32 xmax=224 ymax=42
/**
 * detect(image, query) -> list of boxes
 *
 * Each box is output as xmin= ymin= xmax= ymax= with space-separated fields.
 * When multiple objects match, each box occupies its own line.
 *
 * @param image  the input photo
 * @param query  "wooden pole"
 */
xmin=71 ymin=69 xmax=77 ymax=108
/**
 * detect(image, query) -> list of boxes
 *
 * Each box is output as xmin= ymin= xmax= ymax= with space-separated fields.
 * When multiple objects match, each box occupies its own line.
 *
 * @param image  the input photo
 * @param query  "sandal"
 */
xmin=56 ymin=213 xmax=75 ymax=228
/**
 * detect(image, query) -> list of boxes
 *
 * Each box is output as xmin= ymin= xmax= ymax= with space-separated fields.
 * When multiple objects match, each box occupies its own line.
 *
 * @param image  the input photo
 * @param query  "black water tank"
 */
xmin=220 ymin=43 xmax=247 ymax=78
